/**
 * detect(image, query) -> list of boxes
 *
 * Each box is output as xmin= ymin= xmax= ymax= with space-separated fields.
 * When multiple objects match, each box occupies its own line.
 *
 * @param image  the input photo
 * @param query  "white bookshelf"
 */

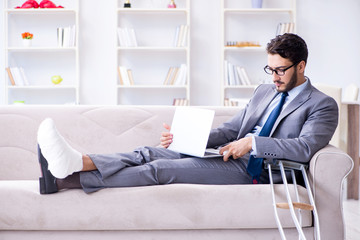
xmin=3 ymin=0 xmax=79 ymax=105
xmin=221 ymin=0 xmax=296 ymax=106
xmin=116 ymin=0 xmax=190 ymax=105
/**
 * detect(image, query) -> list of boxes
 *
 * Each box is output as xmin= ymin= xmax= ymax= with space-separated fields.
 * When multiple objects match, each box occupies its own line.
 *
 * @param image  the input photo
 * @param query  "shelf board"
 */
xmin=5 ymin=8 xmax=77 ymax=14
xmin=224 ymin=8 xmax=293 ymax=13
xmin=224 ymin=46 xmax=266 ymax=52
xmin=6 ymin=47 xmax=77 ymax=52
xmin=117 ymin=85 xmax=187 ymax=89
xmin=7 ymin=85 xmax=77 ymax=90
xmin=224 ymin=85 xmax=258 ymax=89
xmin=117 ymin=8 xmax=187 ymax=13
xmin=117 ymin=46 xmax=188 ymax=51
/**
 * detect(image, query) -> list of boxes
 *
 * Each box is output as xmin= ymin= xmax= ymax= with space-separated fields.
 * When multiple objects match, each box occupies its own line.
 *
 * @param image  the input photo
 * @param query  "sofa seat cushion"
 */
xmin=0 ymin=180 xmax=312 ymax=231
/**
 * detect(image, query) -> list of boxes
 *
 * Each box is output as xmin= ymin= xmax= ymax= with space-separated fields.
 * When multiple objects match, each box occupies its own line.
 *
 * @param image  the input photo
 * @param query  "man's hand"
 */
xmin=160 ymin=123 xmax=173 ymax=148
xmin=219 ymin=137 xmax=252 ymax=162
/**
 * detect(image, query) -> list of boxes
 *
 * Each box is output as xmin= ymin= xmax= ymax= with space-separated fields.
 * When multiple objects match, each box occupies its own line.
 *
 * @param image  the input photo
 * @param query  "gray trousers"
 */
xmin=80 ymin=146 xmax=277 ymax=193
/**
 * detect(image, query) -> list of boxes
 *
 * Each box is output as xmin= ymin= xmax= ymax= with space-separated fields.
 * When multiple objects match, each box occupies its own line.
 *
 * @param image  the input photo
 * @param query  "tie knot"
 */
xmin=282 ymin=92 xmax=288 ymax=97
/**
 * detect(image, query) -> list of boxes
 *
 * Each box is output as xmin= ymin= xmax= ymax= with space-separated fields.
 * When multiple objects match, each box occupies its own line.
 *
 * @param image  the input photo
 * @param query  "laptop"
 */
xmin=167 ymin=107 xmax=223 ymax=158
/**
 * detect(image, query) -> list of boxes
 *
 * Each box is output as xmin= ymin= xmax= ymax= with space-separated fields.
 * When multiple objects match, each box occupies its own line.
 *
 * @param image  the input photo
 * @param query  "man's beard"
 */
xmin=276 ymin=69 xmax=298 ymax=92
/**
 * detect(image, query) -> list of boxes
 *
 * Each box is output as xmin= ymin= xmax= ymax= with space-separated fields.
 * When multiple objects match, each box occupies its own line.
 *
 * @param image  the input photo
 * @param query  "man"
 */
xmin=38 ymin=33 xmax=338 ymax=194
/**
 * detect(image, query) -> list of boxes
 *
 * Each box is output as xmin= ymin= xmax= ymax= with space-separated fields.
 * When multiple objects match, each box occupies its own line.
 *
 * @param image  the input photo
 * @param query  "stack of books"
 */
xmin=224 ymin=60 xmax=251 ymax=86
xmin=6 ymin=67 xmax=30 ymax=86
xmin=276 ymin=22 xmax=295 ymax=36
xmin=118 ymin=66 xmax=134 ymax=85
xmin=163 ymin=64 xmax=187 ymax=86
xmin=57 ymin=25 xmax=76 ymax=47
xmin=224 ymin=98 xmax=248 ymax=107
xmin=174 ymin=25 xmax=189 ymax=47
xmin=173 ymin=98 xmax=189 ymax=106
xmin=117 ymin=28 xmax=138 ymax=47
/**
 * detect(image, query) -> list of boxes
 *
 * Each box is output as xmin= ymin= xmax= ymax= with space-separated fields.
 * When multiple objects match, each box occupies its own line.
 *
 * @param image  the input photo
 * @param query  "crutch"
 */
xmin=265 ymin=159 xmax=320 ymax=240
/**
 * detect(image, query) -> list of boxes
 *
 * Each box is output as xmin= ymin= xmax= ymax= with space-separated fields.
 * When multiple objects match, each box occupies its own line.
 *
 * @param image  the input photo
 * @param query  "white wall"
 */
xmin=78 ymin=0 xmax=117 ymax=105
xmin=297 ymin=0 xmax=360 ymax=94
xmin=1 ymin=0 xmax=359 ymax=105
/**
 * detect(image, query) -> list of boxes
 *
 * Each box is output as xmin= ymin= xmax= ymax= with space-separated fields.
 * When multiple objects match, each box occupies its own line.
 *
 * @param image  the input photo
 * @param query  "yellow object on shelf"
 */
xmin=226 ymin=41 xmax=261 ymax=47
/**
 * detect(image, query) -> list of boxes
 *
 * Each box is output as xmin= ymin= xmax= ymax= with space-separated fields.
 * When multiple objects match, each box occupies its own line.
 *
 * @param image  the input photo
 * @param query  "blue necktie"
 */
xmin=246 ymin=92 xmax=288 ymax=184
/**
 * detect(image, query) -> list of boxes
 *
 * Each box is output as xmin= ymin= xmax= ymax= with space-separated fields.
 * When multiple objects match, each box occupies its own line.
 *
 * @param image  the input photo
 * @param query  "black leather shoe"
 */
xmin=38 ymin=145 xmax=58 ymax=194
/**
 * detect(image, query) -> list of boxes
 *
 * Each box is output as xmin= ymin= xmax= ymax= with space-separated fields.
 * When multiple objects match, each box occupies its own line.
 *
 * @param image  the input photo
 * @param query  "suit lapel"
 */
xmin=251 ymin=87 xmax=278 ymax=122
xmin=238 ymin=86 xmax=278 ymax=138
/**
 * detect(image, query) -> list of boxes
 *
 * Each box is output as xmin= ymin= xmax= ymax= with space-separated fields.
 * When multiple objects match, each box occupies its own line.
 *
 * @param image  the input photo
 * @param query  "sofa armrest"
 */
xmin=309 ymin=144 xmax=353 ymax=240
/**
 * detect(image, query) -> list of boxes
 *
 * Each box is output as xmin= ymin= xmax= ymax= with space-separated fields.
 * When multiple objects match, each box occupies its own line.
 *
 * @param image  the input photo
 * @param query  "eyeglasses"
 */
xmin=264 ymin=62 xmax=298 ymax=76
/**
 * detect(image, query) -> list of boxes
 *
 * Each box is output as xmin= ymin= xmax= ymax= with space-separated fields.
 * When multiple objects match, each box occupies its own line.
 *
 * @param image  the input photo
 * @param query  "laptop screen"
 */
xmin=167 ymin=107 xmax=215 ymax=157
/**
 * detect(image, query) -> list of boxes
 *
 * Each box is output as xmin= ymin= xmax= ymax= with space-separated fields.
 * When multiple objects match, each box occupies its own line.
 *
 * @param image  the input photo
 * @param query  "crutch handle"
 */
xmin=276 ymin=202 xmax=314 ymax=211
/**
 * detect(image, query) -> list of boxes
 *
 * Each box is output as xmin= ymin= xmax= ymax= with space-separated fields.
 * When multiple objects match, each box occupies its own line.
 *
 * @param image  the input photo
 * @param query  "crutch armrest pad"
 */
xmin=276 ymin=202 xmax=314 ymax=211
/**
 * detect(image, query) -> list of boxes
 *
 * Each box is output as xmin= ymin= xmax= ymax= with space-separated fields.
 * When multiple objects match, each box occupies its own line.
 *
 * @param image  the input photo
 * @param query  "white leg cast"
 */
xmin=37 ymin=118 xmax=83 ymax=179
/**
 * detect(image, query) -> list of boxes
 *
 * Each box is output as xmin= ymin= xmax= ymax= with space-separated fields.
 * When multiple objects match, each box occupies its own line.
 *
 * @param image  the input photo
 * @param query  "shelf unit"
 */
xmin=4 ymin=0 xmax=79 ymax=105
xmin=116 ymin=0 xmax=190 ymax=105
xmin=221 ymin=0 xmax=296 ymax=106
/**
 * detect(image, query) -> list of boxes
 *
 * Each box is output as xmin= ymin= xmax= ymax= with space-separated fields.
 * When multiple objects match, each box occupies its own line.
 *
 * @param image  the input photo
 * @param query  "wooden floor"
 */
xmin=344 ymin=198 xmax=360 ymax=240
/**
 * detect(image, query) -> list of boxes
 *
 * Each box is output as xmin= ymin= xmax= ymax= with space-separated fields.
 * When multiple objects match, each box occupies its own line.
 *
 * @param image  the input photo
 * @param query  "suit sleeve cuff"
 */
xmin=251 ymin=136 xmax=257 ymax=157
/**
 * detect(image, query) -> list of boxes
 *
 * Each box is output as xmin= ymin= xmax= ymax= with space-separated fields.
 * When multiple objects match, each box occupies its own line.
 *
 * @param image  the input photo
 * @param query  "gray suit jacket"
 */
xmin=208 ymin=80 xmax=339 ymax=163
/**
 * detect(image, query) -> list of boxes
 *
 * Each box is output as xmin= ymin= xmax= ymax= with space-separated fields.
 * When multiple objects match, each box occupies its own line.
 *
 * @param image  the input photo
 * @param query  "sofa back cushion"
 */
xmin=0 ymin=106 xmax=240 ymax=180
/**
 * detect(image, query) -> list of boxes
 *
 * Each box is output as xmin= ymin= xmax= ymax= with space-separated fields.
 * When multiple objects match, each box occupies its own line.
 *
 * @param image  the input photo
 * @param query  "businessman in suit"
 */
xmin=38 ymin=33 xmax=338 ymax=194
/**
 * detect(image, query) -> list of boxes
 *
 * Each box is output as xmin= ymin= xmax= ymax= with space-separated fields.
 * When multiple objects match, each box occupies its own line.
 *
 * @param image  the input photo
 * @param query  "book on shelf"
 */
xmin=170 ymin=67 xmax=180 ymax=85
xmin=5 ymin=67 xmax=15 ymax=86
xmin=224 ymin=60 xmax=251 ymax=86
xmin=174 ymin=64 xmax=187 ymax=85
xmin=118 ymin=66 xmax=134 ymax=85
xmin=6 ymin=67 xmax=30 ymax=86
xmin=173 ymin=98 xmax=189 ymax=106
xmin=236 ymin=67 xmax=251 ymax=85
xmin=276 ymin=22 xmax=295 ymax=36
xmin=57 ymin=25 xmax=76 ymax=47
xmin=117 ymin=28 xmax=138 ymax=47
xmin=163 ymin=64 xmax=187 ymax=86
xmin=19 ymin=68 xmax=30 ymax=86
xmin=163 ymin=67 xmax=174 ymax=85
xmin=174 ymin=25 xmax=189 ymax=47
xmin=224 ymin=98 xmax=249 ymax=108
xmin=127 ymin=69 xmax=134 ymax=85
xmin=226 ymin=61 xmax=236 ymax=85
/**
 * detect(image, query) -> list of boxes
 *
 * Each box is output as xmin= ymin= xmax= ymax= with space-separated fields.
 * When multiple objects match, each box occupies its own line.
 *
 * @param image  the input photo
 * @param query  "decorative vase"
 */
xmin=168 ymin=0 xmax=176 ymax=8
xmin=251 ymin=0 xmax=263 ymax=8
xmin=124 ymin=0 xmax=131 ymax=8
xmin=22 ymin=39 xmax=32 ymax=47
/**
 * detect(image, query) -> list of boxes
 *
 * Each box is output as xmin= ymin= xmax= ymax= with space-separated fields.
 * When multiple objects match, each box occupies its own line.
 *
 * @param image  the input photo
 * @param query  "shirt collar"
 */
xmin=287 ymin=77 xmax=309 ymax=100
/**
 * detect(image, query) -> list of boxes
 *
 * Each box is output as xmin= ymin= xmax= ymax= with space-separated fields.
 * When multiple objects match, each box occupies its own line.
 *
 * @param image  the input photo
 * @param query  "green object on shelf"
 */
xmin=13 ymin=100 xmax=25 ymax=105
xmin=51 ymin=75 xmax=63 ymax=84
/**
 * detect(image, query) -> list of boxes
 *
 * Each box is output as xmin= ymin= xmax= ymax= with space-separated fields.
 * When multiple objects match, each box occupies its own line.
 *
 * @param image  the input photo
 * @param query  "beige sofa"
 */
xmin=0 ymin=105 xmax=353 ymax=240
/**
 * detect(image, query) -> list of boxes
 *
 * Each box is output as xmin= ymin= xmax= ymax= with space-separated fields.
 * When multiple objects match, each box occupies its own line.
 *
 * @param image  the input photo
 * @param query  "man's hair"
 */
xmin=267 ymin=33 xmax=308 ymax=65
